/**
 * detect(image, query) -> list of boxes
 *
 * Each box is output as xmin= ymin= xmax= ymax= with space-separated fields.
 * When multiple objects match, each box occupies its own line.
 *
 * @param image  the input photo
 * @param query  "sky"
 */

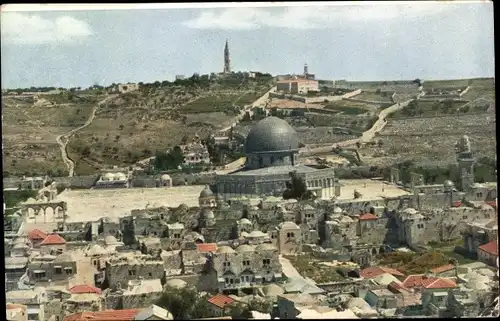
xmin=0 ymin=2 xmax=495 ymax=89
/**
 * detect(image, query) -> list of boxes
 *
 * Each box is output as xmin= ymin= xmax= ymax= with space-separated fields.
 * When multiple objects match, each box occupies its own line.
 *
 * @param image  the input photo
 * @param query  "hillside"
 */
xmin=2 ymin=75 xmax=273 ymax=177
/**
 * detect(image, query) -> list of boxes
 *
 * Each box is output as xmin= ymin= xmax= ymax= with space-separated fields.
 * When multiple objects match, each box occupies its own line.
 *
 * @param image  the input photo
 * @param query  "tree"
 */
xmin=156 ymin=285 xmax=212 ymax=319
xmin=283 ymin=171 xmax=314 ymax=201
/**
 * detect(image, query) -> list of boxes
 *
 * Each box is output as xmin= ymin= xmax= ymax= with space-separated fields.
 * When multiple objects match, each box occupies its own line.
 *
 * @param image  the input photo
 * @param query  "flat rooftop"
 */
xmin=54 ymin=186 xmax=205 ymax=223
xmin=337 ymin=179 xmax=411 ymax=201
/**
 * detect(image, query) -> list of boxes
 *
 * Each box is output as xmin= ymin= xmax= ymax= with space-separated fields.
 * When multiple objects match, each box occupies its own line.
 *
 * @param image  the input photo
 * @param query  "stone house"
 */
xmin=364 ymin=288 xmax=399 ymax=310
xmin=276 ymin=221 xmax=301 ymax=254
xmin=63 ymin=285 xmax=104 ymax=317
xmin=207 ymin=293 xmax=234 ymax=317
xmin=277 ymin=293 xmax=323 ymax=319
xmin=6 ymin=303 xmax=28 ymax=321
xmin=201 ymin=243 xmax=282 ymax=294
xmin=463 ymin=219 xmax=498 ymax=256
xmin=180 ymin=142 xmax=211 ymax=166
xmin=27 ymin=229 xmax=49 ymax=248
xmin=104 ymin=255 xmax=165 ymax=290
xmin=39 ymin=233 xmax=67 ymax=254
xmin=100 ymin=217 xmax=121 ymax=239
xmin=6 ymin=287 xmax=48 ymax=321
xmin=166 ymin=223 xmax=186 ymax=239
xmin=9 ymin=238 xmax=31 ymax=257
xmin=5 ymin=257 xmax=29 ymax=291
xmin=28 ymin=252 xmax=77 ymax=284
xmin=105 ymin=278 xmax=164 ymax=310
xmin=477 ymin=239 xmax=498 ymax=266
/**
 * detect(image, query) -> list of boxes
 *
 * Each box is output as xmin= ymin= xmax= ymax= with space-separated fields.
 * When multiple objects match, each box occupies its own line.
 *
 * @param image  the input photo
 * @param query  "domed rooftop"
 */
xmin=200 ymin=185 xmax=214 ymax=198
xmin=333 ymin=206 xmax=343 ymax=214
xmin=104 ymin=235 xmax=119 ymax=245
xmin=216 ymin=246 xmax=235 ymax=254
xmin=443 ymin=180 xmax=454 ymax=188
xmin=263 ymin=284 xmax=284 ymax=297
xmin=166 ymin=279 xmax=187 ymax=289
xmin=239 ymin=218 xmax=252 ymax=225
xmin=244 ymin=117 xmax=299 ymax=154
xmin=256 ymin=243 xmax=277 ymax=252
xmin=161 ymin=174 xmax=172 ymax=181
xmin=279 ymin=221 xmax=299 ymax=229
xmin=249 ymin=230 xmax=266 ymax=238
xmin=236 ymin=244 xmax=255 ymax=253
xmin=402 ymin=208 xmax=418 ymax=215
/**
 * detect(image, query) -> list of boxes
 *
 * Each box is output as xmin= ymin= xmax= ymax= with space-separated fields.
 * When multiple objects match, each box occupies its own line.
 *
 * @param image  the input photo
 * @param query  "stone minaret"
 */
xmin=456 ymin=135 xmax=475 ymax=191
xmin=304 ymin=63 xmax=309 ymax=75
xmin=223 ymin=39 xmax=231 ymax=74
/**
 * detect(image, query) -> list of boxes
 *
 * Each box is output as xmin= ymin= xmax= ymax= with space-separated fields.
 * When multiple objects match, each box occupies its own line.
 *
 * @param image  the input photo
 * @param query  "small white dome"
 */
xmin=113 ymin=172 xmax=127 ymax=181
xmin=166 ymin=279 xmax=187 ymax=289
xmin=402 ymin=208 xmax=418 ymax=215
xmin=161 ymin=174 xmax=172 ymax=181
xmin=249 ymin=230 xmax=266 ymax=238
xmin=216 ymin=246 xmax=235 ymax=254
xmin=333 ymin=206 xmax=343 ymax=214
xmin=239 ymin=218 xmax=252 ymax=225
xmin=104 ymin=172 xmax=114 ymax=181
xmin=236 ymin=244 xmax=255 ymax=253
xmin=279 ymin=221 xmax=299 ymax=229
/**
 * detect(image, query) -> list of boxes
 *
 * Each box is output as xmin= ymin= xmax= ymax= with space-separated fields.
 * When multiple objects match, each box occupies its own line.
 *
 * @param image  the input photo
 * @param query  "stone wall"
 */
xmin=54 ymin=175 xmax=98 ymax=189
xmin=130 ymin=176 xmax=157 ymax=188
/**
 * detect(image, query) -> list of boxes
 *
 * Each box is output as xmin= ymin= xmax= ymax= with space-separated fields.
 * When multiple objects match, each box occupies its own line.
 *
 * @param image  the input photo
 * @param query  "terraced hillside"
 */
xmin=66 ymin=78 xmax=273 ymax=175
xmin=2 ymin=92 xmax=106 ymax=177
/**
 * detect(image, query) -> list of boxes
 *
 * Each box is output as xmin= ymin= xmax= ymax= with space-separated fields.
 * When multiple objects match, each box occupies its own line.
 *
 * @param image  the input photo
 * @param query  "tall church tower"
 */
xmin=223 ymin=39 xmax=231 ymax=74
xmin=456 ymin=135 xmax=475 ymax=191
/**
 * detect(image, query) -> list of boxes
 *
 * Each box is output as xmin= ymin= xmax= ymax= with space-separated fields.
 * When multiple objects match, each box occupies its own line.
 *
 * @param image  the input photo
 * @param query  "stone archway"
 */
xmin=20 ymin=201 xmax=67 ymax=224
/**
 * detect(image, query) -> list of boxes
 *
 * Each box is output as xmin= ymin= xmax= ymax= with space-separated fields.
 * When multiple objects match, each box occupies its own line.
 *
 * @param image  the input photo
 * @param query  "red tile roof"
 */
xmin=359 ymin=213 xmax=378 ymax=221
xmin=402 ymin=275 xmax=456 ymax=289
xmin=452 ymin=201 xmax=462 ymax=207
xmin=478 ymin=239 xmax=498 ymax=256
xmin=27 ymin=229 xmax=48 ymax=241
xmin=40 ymin=233 xmax=66 ymax=245
xmin=423 ymin=278 xmax=457 ymax=289
xmin=486 ymin=201 xmax=496 ymax=209
xmin=197 ymin=243 xmax=217 ymax=253
xmin=68 ymin=284 xmax=102 ymax=295
xmin=208 ymin=293 xmax=234 ymax=309
xmin=430 ymin=264 xmax=455 ymax=274
xmin=360 ymin=266 xmax=405 ymax=278
xmin=63 ymin=309 xmax=139 ymax=321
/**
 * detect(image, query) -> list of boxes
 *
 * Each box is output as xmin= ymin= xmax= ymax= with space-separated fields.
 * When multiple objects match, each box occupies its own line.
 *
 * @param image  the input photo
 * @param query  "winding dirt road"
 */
xmin=57 ymin=94 xmax=118 ymax=177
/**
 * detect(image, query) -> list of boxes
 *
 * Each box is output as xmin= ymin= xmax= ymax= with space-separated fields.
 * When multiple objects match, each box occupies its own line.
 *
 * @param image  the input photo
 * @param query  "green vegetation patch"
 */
xmin=284 ymin=254 xmax=346 ymax=283
xmin=180 ymin=94 xmax=244 ymax=114
xmin=4 ymin=189 xmax=38 ymax=208
xmin=390 ymin=100 xmax=468 ymax=118
xmin=324 ymin=102 xmax=370 ymax=115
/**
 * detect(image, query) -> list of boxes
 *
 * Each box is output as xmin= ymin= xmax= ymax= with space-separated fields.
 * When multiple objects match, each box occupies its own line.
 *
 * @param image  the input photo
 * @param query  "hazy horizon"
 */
xmin=1 ymin=2 xmax=495 ymax=89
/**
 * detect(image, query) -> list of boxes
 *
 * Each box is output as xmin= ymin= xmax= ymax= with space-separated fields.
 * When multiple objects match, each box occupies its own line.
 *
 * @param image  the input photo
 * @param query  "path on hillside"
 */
xmin=56 ymin=94 xmax=118 ymax=177
xmin=301 ymin=96 xmax=421 ymax=156
xmin=219 ymin=86 xmax=277 ymax=133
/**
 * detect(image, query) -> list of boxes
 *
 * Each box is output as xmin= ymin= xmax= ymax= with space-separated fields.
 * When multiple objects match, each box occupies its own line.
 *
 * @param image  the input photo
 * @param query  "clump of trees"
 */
xmin=283 ymin=171 xmax=315 ymax=200
xmin=154 ymin=146 xmax=184 ymax=171
xmin=156 ymin=285 xmax=212 ymax=319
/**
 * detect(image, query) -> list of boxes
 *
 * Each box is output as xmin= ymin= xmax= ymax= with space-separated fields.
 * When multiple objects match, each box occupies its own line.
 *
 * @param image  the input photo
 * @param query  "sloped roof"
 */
xmin=208 ymin=293 xmax=234 ymax=309
xmin=478 ymin=240 xmax=498 ymax=256
xmin=431 ymin=264 xmax=455 ymax=274
xmin=27 ymin=229 xmax=48 ymax=241
xmin=40 ymin=233 xmax=66 ymax=245
xmin=402 ymin=275 xmax=456 ymax=289
xmin=423 ymin=278 xmax=457 ymax=289
xmin=196 ymin=243 xmax=217 ymax=253
xmin=360 ymin=266 xmax=405 ymax=279
xmin=63 ymin=309 xmax=139 ymax=321
xmin=68 ymin=284 xmax=102 ymax=295
xmin=359 ymin=213 xmax=377 ymax=221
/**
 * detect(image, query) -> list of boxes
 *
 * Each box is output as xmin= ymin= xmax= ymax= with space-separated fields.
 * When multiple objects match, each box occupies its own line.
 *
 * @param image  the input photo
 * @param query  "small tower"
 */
xmin=303 ymin=63 xmax=308 ymax=75
xmin=456 ymin=135 xmax=475 ymax=191
xmin=223 ymin=39 xmax=231 ymax=74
